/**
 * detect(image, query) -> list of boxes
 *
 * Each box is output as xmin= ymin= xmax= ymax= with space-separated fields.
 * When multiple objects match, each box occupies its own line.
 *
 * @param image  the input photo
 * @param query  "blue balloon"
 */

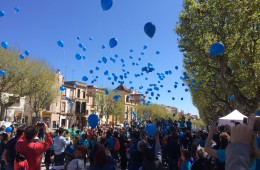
xmin=229 ymin=95 xmax=235 ymax=100
xmin=143 ymin=45 xmax=147 ymax=49
xmin=156 ymin=51 xmax=160 ymax=54
xmin=77 ymin=36 xmax=80 ymax=40
xmin=104 ymin=70 xmax=109 ymax=76
xmin=209 ymin=42 xmax=225 ymax=56
xmin=19 ymin=54 xmax=25 ymax=60
xmin=88 ymin=114 xmax=99 ymax=128
xmin=75 ymin=53 xmax=82 ymax=60
xmin=57 ymin=40 xmax=64 ymax=47
xmin=180 ymin=131 xmax=184 ymax=137
xmin=96 ymin=67 xmax=100 ymax=70
xmin=25 ymin=50 xmax=30 ymax=56
xmin=90 ymin=70 xmax=94 ymax=74
xmin=144 ymin=22 xmax=156 ymax=38
xmin=101 ymin=0 xmax=113 ymax=11
xmin=0 ymin=70 xmax=6 ymax=75
xmin=89 ymin=37 xmax=93 ymax=40
xmin=15 ymin=7 xmax=20 ymax=13
xmin=1 ymin=41 xmax=8 ymax=49
xmin=79 ymin=43 xmax=83 ymax=48
xmin=82 ymin=76 xmax=88 ymax=81
xmin=173 ymin=113 xmax=176 ymax=116
xmin=109 ymin=38 xmax=118 ymax=48
xmin=73 ymin=82 xmax=77 ymax=86
xmin=145 ymin=124 xmax=156 ymax=137
xmin=102 ymin=56 xmax=107 ymax=63
xmin=65 ymin=96 xmax=69 ymax=100
xmin=5 ymin=127 xmax=12 ymax=133
xmin=70 ymin=101 xmax=74 ymax=105
xmin=105 ymin=89 xmax=109 ymax=95
xmin=59 ymin=86 xmax=66 ymax=91
xmin=102 ymin=45 xmax=106 ymax=49
xmin=175 ymin=66 xmax=178 ymax=70
xmin=181 ymin=97 xmax=184 ymax=100
xmin=0 ymin=11 xmax=5 ymax=17
xmin=82 ymin=46 xmax=87 ymax=51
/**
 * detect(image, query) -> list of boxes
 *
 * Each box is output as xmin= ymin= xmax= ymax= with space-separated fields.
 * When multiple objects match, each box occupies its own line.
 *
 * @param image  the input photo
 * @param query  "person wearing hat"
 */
xmin=66 ymin=145 xmax=87 ymax=170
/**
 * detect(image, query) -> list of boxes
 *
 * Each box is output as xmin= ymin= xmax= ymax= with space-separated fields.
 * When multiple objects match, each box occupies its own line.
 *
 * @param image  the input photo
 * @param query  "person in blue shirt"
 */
xmin=181 ymin=149 xmax=191 ymax=170
xmin=186 ymin=119 xmax=192 ymax=131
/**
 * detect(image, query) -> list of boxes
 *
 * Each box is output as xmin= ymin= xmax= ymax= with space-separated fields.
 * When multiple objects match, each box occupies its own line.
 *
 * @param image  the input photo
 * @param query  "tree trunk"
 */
xmin=112 ymin=115 xmax=114 ymax=128
xmin=0 ymin=105 xmax=5 ymax=120
xmin=106 ymin=113 xmax=109 ymax=125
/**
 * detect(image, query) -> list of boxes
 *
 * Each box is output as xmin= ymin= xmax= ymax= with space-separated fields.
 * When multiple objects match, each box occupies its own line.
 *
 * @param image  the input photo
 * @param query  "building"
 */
xmin=115 ymin=85 xmax=145 ymax=124
xmin=0 ymin=93 xmax=25 ymax=123
xmin=161 ymin=105 xmax=178 ymax=114
xmin=87 ymin=85 xmax=108 ymax=125
xmin=64 ymin=81 xmax=88 ymax=128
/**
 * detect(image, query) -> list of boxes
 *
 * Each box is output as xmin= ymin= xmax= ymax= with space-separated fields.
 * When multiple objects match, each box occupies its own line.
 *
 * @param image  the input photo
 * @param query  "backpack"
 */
xmin=14 ymin=153 xmax=29 ymax=170
xmin=114 ymin=138 xmax=120 ymax=151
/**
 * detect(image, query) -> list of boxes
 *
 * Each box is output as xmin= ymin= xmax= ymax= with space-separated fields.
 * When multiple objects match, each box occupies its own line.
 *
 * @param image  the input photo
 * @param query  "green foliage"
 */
xmin=0 ymin=48 xmax=59 ymax=119
xmin=175 ymin=0 xmax=260 ymax=122
xmin=95 ymin=91 xmax=125 ymax=124
xmin=26 ymin=60 xmax=59 ymax=115
xmin=136 ymin=104 xmax=172 ymax=120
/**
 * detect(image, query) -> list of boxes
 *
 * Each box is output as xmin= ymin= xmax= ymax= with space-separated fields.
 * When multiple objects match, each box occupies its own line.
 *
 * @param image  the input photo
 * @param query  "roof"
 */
xmin=115 ymin=85 xmax=131 ymax=92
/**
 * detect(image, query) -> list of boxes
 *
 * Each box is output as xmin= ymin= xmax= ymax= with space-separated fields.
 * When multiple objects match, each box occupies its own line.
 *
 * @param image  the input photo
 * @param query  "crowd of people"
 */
xmin=0 ymin=114 xmax=259 ymax=170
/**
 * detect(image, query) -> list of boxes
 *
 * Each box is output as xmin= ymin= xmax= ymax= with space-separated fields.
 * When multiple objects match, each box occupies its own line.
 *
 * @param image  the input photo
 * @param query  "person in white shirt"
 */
xmin=67 ymin=145 xmax=88 ymax=170
xmin=53 ymin=128 xmax=71 ymax=166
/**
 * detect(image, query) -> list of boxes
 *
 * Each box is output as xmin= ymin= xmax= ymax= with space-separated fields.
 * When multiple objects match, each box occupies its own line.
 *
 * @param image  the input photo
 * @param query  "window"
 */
xmin=77 ymin=89 xmax=80 ymax=98
xmin=76 ymin=102 xmax=81 ymax=113
xmin=53 ymin=121 xmax=57 ymax=128
xmin=87 ymin=96 xmax=89 ymax=103
xmin=46 ymin=105 xmax=51 ymax=111
xmin=126 ymin=95 xmax=130 ymax=103
xmin=83 ymin=92 xmax=86 ymax=99
xmin=61 ymin=102 xmax=66 ymax=112
xmin=61 ymin=119 xmax=66 ymax=127
xmin=81 ymin=102 xmax=86 ymax=113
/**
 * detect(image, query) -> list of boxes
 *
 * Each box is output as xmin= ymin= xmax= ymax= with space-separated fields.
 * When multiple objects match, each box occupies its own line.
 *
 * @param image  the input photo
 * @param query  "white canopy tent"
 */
xmin=218 ymin=110 xmax=247 ymax=127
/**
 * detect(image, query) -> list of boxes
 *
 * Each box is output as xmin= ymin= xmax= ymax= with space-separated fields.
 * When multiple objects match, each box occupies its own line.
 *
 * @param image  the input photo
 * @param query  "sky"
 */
xmin=0 ymin=0 xmax=199 ymax=115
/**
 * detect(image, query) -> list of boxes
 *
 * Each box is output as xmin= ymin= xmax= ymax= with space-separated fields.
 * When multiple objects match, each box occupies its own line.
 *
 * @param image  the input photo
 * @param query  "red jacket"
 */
xmin=16 ymin=133 xmax=53 ymax=170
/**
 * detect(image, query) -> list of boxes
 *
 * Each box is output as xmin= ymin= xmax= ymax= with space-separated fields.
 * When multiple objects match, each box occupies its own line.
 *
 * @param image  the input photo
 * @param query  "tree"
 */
xmin=175 ymin=0 xmax=260 ymax=122
xmin=0 ymin=48 xmax=33 ymax=120
xmin=0 ymin=48 xmax=59 ymax=121
xmin=26 ymin=60 xmax=59 ymax=120
xmin=96 ymin=91 xmax=125 ymax=124
xmin=136 ymin=104 xmax=171 ymax=120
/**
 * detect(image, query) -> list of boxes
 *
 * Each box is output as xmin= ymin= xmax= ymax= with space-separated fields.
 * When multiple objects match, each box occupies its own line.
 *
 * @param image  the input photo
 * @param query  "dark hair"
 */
xmin=143 ymin=147 xmax=155 ymax=161
xmin=24 ymin=126 xmax=38 ymax=141
xmin=106 ymin=130 xmax=112 ymax=138
xmin=58 ymin=128 xmax=65 ymax=135
xmin=1 ymin=133 xmax=8 ymax=141
xmin=113 ymin=131 xmax=119 ymax=138
xmin=16 ymin=128 xmax=24 ymax=138
xmin=181 ymin=149 xmax=191 ymax=161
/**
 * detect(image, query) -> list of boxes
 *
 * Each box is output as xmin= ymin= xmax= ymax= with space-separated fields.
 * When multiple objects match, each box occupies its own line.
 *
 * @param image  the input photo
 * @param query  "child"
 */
xmin=181 ymin=149 xmax=191 ymax=170
xmin=67 ymin=145 xmax=88 ymax=170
